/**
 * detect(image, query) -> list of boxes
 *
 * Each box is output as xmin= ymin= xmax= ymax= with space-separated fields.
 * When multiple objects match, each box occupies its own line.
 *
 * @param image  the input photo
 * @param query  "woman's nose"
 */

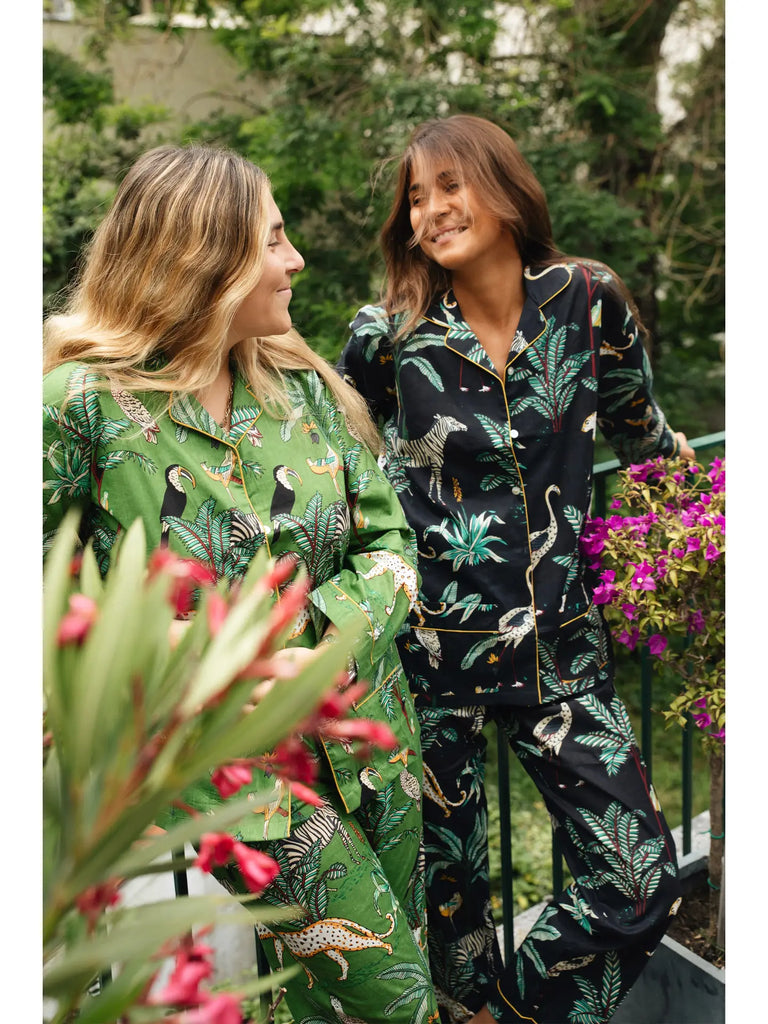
xmin=288 ymin=243 xmax=305 ymax=274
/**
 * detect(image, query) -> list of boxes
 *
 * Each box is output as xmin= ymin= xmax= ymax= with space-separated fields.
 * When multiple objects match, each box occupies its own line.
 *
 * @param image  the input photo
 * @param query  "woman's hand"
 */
xmin=675 ymin=430 xmax=696 ymax=460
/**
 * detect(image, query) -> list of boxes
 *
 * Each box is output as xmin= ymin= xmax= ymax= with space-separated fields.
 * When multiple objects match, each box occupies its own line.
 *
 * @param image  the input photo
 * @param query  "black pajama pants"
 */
xmin=416 ymin=678 xmax=682 ymax=1024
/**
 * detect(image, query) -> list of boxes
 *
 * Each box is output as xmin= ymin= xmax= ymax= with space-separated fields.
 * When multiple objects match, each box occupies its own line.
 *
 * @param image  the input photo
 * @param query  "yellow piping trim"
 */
xmin=495 ymin=981 xmax=539 ymax=1022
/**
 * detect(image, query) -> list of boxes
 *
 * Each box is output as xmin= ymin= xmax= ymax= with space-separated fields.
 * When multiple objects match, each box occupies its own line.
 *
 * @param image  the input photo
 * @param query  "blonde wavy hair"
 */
xmin=44 ymin=144 xmax=379 ymax=449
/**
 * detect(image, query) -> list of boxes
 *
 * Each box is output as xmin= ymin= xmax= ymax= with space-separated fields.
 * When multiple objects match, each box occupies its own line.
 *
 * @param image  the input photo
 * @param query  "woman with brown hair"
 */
xmin=43 ymin=144 xmax=439 ymax=1024
xmin=340 ymin=115 xmax=692 ymax=1024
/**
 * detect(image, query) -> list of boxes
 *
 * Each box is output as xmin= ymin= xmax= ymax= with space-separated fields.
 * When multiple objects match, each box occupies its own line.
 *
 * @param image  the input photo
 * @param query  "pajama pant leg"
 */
xmin=486 ymin=679 xmax=682 ymax=1024
xmin=415 ymin=701 xmax=504 ymax=1022
xmin=219 ymin=780 xmax=438 ymax=1024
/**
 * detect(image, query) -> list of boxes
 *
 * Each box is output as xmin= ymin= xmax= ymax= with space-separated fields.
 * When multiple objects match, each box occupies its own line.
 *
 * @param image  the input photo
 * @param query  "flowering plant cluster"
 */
xmin=43 ymin=513 xmax=395 ymax=1024
xmin=581 ymin=455 xmax=725 ymax=746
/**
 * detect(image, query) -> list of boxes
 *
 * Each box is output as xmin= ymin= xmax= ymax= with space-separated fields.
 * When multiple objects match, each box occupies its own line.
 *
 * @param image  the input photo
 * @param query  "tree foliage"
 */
xmin=44 ymin=0 xmax=724 ymax=432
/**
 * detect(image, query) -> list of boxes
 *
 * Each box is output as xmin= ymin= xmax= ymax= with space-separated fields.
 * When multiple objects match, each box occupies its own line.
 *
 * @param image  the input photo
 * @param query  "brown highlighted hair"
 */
xmin=380 ymin=115 xmax=631 ymax=338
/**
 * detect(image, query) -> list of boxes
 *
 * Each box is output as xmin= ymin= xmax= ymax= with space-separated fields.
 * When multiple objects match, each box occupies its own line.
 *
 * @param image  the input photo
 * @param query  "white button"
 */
xmin=510 ymin=429 xmax=519 ymax=438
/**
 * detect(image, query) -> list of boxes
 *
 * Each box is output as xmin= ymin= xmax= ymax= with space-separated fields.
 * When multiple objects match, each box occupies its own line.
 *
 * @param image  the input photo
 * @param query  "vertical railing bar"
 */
xmin=640 ymin=646 xmax=653 ymax=781
xmin=497 ymin=723 xmax=514 ymax=962
xmin=682 ymin=712 xmax=694 ymax=855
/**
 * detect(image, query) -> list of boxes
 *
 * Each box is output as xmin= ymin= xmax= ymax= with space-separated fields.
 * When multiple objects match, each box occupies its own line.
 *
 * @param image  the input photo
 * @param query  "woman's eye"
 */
xmin=445 ymin=181 xmax=459 ymax=193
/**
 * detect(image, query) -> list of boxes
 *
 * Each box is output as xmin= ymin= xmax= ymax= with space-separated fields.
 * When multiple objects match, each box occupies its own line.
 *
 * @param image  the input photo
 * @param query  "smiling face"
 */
xmin=228 ymin=195 xmax=305 ymax=345
xmin=407 ymin=155 xmax=519 ymax=277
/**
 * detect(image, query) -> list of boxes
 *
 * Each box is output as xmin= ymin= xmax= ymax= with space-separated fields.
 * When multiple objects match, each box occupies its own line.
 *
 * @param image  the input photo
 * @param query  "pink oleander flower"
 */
xmin=268 ymin=578 xmax=312 ymax=636
xmin=321 ymin=718 xmax=399 ymax=750
xmin=211 ymin=764 xmax=253 ymax=799
xmin=648 ymin=634 xmax=668 ymax=657
xmin=154 ymin=941 xmax=214 ymax=1006
xmin=148 ymin=549 xmax=217 ymax=616
xmin=75 ymin=880 xmax=121 ymax=931
xmin=270 ymin=735 xmax=319 ymax=785
xmin=183 ymin=993 xmax=243 ymax=1024
xmin=194 ymin=833 xmax=236 ymax=873
xmin=206 ymin=593 xmax=229 ymax=636
xmin=232 ymin=843 xmax=280 ymax=894
xmin=289 ymin=780 xmax=324 ymax=807
xmin=57 ymin=594 xmax=99 ymax=645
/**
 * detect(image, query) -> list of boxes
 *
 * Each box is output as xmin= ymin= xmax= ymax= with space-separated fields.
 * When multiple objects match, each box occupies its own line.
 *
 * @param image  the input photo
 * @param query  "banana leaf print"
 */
xmin=379 ymin=962 xmax=436 ymax=1023
xmin=568 ymin=950 xmax=623 ymax=1024
xmin=401 ymin=334 xmax=450 ymax=391
xmin=572 ymin=692 xmax=636 ymax=776
xmin=415 ymin=580 xmax=495 ymax=626
xmin=564 ymin=801 xmax=668 ymax=911
xmin=162 ymin=497 xmax=264 ymax=579
xmin=171 ymin=393 xmax=219 ymax=436
xmin=351 ymin=303 xmax=399 ymax=364
xmin=276 ymin=491 xmax=349 ymax=584
xmin=424 ymin=508 xmax=507 ymax=570
xmin=515 ymin=903 xmax=561 ymax=997
xmin=507 ymin=317 xmax=589 ymax=429
xmin=424 ymin=807 xmax=489 ymax=890
xmin=381 ymin=420 xmax=414 ymax=495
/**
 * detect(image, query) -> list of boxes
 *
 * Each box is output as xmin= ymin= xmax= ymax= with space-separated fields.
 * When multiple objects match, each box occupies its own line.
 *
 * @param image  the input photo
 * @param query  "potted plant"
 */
xmin=581 ymin=454 xmax=725 ymax=1022
xmin=43 ymin=512 xmax=394 ymax=1024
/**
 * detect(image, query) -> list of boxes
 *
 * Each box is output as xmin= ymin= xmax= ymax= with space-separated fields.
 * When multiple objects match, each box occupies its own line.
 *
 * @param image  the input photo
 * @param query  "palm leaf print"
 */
xmin=276 ymin=491 xmax=349 ymax=583
xmin=515 ymin=904 xmax=561 ymax=996
xmin=424 ymin=508 xmax=507 ymax=571
xmin=506 ymin=318 xmax=589 ymax=428
xmin=44 ymin=438 xmax=90 ymax=504
xmin=565 ymin=802 xmax=667 ymax=909
xmin=101 ymin=450 xmax=157 ymax=475
xmin=362 ymin=780 xmax=419 ymax=857
xmin=171 ymin=393 xmax=219 ymax=435
xmin=558 ymin=886 xmax=598 ymax=934
xmin=264 ymin=838 xmax=345 ymax=920
xmin=573 ymin=692 xmax=636 ymax=775
xmin=354 ymin=304 xmax=398 ymax=363
xmin=568 ymin=950 xmax=623 ymax=1023
xmin=599 ymin=366 xmax=649 ymax=413
xmin=162 ymin=498 xmax=261 ymax=578
xmin=380 ymin=962 xmax=436 ymax=1022
xmin=424 ymin=808 xmax=489 ymax=889
xmin=401 ymin=335 xmax=448 ymax=390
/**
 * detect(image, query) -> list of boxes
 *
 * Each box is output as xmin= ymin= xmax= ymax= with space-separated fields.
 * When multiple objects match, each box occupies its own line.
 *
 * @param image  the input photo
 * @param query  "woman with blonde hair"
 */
xmin=340 ymin=115 xmax=692 ymax=1024
xmin=43 ymin=144 xmax=438 ymax=1024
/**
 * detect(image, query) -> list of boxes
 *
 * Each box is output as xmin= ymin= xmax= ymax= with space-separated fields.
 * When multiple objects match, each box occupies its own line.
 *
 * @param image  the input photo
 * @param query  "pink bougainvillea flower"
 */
xmin=232 ymin=843 xmax=280 ymax=894
xmin=592 ymin=577 xmax=618 ymax=605
xmin=692 ymin=707 xmax=712 ymax=731
xmin=688 ymin=608 xmax=706 ymax=634
xmin=630 ymin=562 xmax=656 ymax=591
xmin=183 ymin=992 xmax=243 ymax=1024
xmin=704 ymin=542 xmax=721 ymax=562
xmin=194 ymin=833 xmax=236 ymax=873
xmin=57 ymin=593 xmax=99 ymax=646
xmin=686 ymin=536 xmax=701 ymax=553
xmin=75 ymin=879 xmax=121 ymax=931
xmin=617 ymin=627 xmax=640 ymax=652
xmin=610 ymin=498 xmax=622 ymax=509
xmin=211 ymin=763 xmax=253 ymax=799
xmin=621 ymin=603 xmax=637 ymax=621
xmin=671 ymin=547 xmax=685 ymax=559
xmin=647 ymin=634 xmax=668 ymax=657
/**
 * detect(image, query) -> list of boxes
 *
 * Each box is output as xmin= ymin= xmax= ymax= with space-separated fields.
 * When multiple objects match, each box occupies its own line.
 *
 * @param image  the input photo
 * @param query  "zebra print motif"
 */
xmin=392 ymin=414 xmax=468 ymax=503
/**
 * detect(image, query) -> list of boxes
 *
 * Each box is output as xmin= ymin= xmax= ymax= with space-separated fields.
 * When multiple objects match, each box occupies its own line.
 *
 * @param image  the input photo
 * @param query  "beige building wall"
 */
xmin=43 ymin=19 xmax=267 ymax=123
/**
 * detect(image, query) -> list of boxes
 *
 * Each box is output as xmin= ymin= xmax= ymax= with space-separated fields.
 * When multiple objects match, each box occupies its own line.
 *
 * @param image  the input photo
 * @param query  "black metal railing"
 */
xmin=495 ymin=430 xmax=725 ymax=955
